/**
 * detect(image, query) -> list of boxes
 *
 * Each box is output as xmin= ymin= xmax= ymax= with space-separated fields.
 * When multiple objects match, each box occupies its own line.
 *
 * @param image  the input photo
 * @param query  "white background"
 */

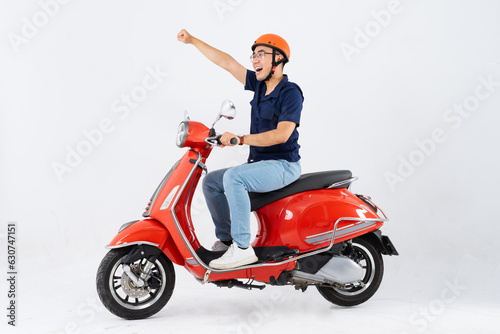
xmin=1 ymin=0 xmax=499 ymax=333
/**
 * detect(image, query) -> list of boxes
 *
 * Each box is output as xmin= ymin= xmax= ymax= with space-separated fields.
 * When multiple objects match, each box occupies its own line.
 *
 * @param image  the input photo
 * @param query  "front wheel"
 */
xmin=96 ymin=247 xmax=175 ymax=319
xmin=316 ymin=237 xmax=383 ymax=306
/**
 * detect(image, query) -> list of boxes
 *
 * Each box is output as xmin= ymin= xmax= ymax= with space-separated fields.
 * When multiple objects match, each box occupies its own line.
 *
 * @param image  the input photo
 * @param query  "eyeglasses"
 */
xmin=250 ymin=51 xmax=273 ymax=62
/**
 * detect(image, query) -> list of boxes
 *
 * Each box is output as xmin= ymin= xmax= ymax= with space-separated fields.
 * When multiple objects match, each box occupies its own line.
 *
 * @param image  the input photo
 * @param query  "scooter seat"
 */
xmin=249 ymin=170 xmax=352 ymax=211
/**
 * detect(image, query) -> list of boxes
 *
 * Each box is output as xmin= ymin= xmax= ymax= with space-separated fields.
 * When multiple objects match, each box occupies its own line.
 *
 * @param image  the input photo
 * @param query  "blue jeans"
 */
xmin=202 ymin=160 xmax=301 ymax=248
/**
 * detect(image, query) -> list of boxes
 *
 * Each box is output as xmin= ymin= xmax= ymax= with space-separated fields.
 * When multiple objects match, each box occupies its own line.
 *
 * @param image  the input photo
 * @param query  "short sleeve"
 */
xmin=244 ymin=70 xmax=258 ymax=92
xmin=278 ymin=84 xmax=303 ymax=126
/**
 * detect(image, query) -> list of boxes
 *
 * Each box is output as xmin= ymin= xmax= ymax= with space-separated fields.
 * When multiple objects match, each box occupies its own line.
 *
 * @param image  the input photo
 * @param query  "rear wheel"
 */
xmin=96 ymin=247 xmax=175 ymax=319
xmin=316 ymin=237 xmax=383 ymax=306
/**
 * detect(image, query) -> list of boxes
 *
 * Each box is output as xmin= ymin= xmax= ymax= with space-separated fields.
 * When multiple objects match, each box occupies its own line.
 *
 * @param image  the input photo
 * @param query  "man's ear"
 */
xmin=273 ymin=52 xmax=282 ymax=63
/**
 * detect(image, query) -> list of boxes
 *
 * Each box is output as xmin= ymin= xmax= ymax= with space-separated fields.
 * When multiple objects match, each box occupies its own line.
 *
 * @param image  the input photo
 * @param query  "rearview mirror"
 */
xmin=220 ymin=100 xmax=236 ymax=120
xmin=212 ymin=100 xmax=236 ymax=127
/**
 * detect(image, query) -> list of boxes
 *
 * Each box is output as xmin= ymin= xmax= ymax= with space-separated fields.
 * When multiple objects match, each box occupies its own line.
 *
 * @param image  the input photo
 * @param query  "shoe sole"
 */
xmin=209 ymin=255 xmax=259 ymax=270
xmin=211 ymin=247 xmax=229 ymax=252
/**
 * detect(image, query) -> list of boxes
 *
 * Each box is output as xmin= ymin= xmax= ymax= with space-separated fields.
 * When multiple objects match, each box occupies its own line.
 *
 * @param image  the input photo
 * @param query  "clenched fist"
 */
xmin=177 ymin=29 xmax=193 ymax=44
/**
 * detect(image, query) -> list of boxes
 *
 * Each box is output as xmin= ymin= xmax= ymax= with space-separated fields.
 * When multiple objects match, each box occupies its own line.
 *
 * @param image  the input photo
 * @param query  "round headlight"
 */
xmin=176 ymin=121 xmax=189 ymax=148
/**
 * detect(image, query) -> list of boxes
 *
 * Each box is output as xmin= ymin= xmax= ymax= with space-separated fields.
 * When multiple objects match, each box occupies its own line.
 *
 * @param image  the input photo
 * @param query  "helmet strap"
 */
xmin=264 ymin=48 xmax=284 ymax=82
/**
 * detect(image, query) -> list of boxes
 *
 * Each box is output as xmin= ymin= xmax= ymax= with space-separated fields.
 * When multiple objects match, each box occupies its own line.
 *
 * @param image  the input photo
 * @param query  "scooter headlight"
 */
xmin=176 ymin=121 xmax=189 ymax=148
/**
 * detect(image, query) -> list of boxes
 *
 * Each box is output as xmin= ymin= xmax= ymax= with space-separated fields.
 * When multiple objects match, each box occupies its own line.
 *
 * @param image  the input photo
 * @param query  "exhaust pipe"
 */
xmin=292 ymin=255 xmax=364 ymax=285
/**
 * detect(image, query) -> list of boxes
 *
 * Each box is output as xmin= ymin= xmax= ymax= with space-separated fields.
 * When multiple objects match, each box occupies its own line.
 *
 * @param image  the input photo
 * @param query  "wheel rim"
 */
xmin=108 ymin=256 xmax=167 ymax=310
xmin=332 ymin=242 xmax=376 ymax=296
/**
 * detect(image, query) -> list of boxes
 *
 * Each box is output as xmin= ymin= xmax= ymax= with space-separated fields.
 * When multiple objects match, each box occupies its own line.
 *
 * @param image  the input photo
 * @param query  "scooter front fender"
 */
xmin=106 ymin=219 xmax=184 ymax=265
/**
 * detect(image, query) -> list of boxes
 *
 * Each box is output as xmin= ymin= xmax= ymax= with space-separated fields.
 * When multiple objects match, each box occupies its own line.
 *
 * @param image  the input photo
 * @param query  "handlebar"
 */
xmin=205 ymin=135 xmax=239 ymax=147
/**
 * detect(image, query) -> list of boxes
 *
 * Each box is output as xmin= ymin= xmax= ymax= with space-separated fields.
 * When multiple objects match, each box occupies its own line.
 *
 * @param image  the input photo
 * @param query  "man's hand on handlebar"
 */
xmin=219 ymin=132 xmax=239 ymax=147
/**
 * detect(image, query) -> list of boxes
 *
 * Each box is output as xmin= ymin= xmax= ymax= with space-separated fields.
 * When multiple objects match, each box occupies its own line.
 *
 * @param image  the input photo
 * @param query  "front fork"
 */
xmin=122 ymin=245 xmax=162 ymax=287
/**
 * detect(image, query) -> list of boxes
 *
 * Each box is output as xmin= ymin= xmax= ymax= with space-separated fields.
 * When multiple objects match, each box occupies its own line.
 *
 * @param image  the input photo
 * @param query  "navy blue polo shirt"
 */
xmin=244 ymin=70 xmax=304 ymax=163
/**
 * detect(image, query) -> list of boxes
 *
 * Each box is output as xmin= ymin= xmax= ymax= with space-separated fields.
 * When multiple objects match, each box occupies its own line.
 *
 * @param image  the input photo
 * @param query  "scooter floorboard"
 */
xmin=195 ymin=245 xmax=297 ymax=265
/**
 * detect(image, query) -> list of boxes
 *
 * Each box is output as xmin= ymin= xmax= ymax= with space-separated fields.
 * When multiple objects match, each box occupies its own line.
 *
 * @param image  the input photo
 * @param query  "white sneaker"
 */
xmin=211 ymin=240 xmax=229 ymax=252
xmin=209 ymin=243 xmax=259 ymax=269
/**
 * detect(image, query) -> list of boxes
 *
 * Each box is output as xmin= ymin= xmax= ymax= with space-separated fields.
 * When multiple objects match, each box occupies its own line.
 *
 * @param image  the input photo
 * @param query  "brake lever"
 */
xmin=205 ymin=135 xmax=222 ymax=147
xmin=205 ymin=135 xmax=238 ymax=147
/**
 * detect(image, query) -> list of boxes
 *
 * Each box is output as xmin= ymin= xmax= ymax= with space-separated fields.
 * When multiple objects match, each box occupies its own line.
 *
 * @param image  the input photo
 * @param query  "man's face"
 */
xmin=252 ymin=46 xmax=282 ymax=81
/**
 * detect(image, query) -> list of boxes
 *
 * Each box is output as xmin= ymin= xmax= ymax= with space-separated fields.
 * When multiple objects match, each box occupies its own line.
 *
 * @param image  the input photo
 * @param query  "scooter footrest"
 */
xmin=253 ymin=246 xmax=298 ymax=262
xmin=264 ymin=249 xmax=299 ymax=262
xmin=212 ymin=279 xmax=266 ymax=290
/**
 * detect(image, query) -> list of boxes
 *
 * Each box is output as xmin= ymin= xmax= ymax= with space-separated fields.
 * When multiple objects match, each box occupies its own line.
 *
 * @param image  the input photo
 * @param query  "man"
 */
xmin=177 ymin=29 xmax=303 ymax=269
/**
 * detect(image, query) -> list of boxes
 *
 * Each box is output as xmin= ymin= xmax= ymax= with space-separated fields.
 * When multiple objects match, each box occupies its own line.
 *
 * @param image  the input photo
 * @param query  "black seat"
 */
xmin=249 ymin=170 xmax=352 ymax=211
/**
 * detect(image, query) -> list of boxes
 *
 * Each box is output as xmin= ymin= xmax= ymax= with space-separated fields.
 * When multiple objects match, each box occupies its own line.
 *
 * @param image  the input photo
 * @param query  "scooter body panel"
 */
xmin=252 ymin=188 xmax=383 ymax=252
xmin=106 ymin=219 xmax=184 ymax=265
xmin=144 ymin=148 xmax=211 ymax=275
xmin=184 ymin=258 xmax=296 ymax=282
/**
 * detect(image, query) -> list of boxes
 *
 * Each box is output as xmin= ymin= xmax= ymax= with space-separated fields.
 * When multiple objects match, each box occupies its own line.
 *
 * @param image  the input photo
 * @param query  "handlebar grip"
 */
xmin=212 ymin=135 xmax=238 ymax=146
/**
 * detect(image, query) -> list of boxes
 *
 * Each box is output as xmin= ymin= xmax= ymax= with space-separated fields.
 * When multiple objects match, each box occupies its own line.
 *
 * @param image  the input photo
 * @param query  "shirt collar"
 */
xmin=261 ymin=75 xmax=289 ymax=100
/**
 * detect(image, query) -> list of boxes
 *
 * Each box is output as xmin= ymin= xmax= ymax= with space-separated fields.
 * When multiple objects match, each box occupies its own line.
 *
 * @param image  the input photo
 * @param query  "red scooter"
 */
xmin=96 ymin=100 xmax=398 ymax=320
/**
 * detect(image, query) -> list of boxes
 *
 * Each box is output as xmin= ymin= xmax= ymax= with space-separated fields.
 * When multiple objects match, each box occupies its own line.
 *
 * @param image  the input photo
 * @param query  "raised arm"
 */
xmin=177 ymin=29 xmax=247 ymax=86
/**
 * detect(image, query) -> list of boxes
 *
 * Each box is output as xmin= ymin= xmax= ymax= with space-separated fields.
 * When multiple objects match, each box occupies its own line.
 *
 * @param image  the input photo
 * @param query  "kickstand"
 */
xmin=242 ymin=277 xmax=265 ymax=290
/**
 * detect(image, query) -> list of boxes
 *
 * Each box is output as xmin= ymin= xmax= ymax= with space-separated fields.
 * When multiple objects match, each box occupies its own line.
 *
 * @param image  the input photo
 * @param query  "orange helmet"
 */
xmin=252 ymin=34 xmax=290 ymax=63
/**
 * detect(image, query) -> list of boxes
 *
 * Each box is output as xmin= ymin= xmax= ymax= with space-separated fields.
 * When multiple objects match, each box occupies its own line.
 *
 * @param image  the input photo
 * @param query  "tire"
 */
xmin=96 ymin=247 xmax=175 ymax=319
xmin=316 ymin=237 xmax=383 ymax=306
